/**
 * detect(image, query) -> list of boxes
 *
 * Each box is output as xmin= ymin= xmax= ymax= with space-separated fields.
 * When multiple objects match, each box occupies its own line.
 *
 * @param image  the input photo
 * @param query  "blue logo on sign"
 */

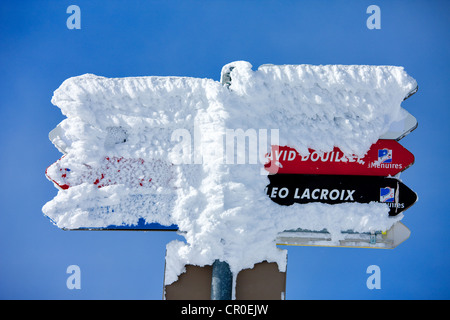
xmin=378 ymin=149 xmax=392 ymax=163
xmin=380 ymin=187 xmax=395 ymax=202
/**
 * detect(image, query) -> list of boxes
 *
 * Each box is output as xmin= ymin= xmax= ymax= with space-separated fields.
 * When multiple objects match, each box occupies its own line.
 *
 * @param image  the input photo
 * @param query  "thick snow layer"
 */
xmin=224 ymin=61 xmax=416 ymax=156
xmin=43 ymin=61 xmax=416 ymax=285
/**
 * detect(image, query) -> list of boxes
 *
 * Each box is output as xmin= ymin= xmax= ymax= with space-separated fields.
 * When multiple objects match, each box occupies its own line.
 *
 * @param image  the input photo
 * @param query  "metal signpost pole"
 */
xmin=210 ymin=260 xmax=233 ymax=300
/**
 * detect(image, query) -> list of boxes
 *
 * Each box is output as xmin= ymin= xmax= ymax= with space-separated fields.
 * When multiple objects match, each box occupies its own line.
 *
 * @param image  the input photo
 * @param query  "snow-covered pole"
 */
xmin=210 ymin=65 xmax=235 ymax=301
xmin=210 ymin=259 xmax=233 ymax=300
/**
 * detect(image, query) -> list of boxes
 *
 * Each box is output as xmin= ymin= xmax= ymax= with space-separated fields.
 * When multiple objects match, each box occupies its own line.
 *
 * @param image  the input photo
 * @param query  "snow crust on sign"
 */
xmin=42 ymin=61 xmax=416 ymax=286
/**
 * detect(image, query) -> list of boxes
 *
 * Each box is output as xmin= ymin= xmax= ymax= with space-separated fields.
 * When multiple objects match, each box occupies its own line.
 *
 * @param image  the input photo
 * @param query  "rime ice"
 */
xmin=43 ymin=61 xmax=417 ymax=286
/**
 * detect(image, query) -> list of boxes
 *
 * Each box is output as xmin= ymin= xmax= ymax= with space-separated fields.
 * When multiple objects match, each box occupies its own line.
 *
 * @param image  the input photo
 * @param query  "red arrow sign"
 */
xmin=264 ymin=140 xmax=414 ymax=176
xmin=45 ymin=156 xmax=174 ymax=190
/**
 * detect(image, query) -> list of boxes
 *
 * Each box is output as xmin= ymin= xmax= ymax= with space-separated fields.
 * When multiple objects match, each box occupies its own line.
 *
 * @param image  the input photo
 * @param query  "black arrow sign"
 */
xmin=266 ymin=174 xmax=417 ymax=216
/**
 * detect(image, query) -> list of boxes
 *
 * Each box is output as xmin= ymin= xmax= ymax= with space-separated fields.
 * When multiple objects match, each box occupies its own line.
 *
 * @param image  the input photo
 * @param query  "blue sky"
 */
xmin=0 ymin=0 xmax=449 ymax=299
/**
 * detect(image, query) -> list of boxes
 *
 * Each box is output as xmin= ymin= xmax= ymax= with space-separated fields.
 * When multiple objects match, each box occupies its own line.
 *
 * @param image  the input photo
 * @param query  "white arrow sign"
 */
xmin=379 ymin=108 xmax=418 ymax=141
xmin=276 ymin=222 xmax=411 ymax=249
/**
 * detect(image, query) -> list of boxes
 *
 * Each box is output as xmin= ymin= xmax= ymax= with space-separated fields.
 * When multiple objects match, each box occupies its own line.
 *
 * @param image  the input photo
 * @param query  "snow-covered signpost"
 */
xmin=44 ymin=61 xmax=418 ymax=299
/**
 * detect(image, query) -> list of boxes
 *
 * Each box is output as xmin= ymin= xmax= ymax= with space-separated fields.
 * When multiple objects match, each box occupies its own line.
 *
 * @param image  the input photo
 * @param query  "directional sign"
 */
xmin=276 ymin=222 xmax=411 ymax=249
xmin=45 ymin=156 xmax=174 ymax=190
xmin=380 ymin=108 xmax=418 ymax=141
xmin=45 ymin=155 xmax=179 ymax=231
xmin=46 ymin=121 xmax=178 ymax=231
xmin=379 ymin=84 xmax=417 ymax=140
xmin=266 ymin=174 xmax=417 ymax=216
xmin=48 ymin=124 xmax=68 ymax=154
xmin=70 ymin=217 xmax=178 ymax=231
xmin=265 ymin=139 xmax=414 ymax=176
xmin=403 ymin=84 xmax=418 ymax=101
xmin=49 ymin=123 xmax=128 ymax=155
